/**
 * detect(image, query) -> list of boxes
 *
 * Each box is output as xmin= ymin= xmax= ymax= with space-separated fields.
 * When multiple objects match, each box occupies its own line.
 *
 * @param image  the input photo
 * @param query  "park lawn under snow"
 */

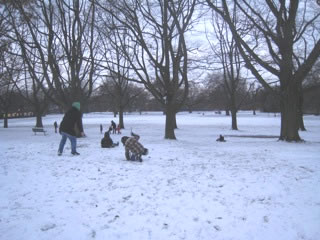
xmin=0 ymin=111 xmax=319 ymax=240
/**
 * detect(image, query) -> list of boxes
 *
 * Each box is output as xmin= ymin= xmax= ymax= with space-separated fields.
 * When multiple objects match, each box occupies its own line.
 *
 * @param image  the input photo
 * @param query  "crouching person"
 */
xmin=121 ymin=135 xmax=148 ymax=162
xmin=101 ymin=131 xmax=119 ymax=148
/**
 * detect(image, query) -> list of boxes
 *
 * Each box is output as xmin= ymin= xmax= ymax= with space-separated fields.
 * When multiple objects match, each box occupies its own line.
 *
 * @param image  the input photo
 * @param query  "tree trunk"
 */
xmin=174 ymin=113 xmax=178 ymax=129
xmin=165 ymin=105 xmax=176 ymax=139
xmin=297 ymin=88 xmax=306 ymax=131
xmin=231 ymin=109 xmax=238 ymax=130
xmin=35 ymin=113 xmax=43 ymax=128
xmin=316 ymin=105 xmax=320 ymax=116
xmin=4 ymin=113 xmax=8 ymax=128
xmin=119 ymin=108 xmax=124 ymax=129
xmin=279 ymin=83 xmax=301 ymax=141
xmin=297 ymin=111 xmax=306 ymax=131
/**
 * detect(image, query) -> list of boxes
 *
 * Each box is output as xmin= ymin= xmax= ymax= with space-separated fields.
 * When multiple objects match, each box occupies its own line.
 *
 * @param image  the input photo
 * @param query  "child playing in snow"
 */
xmin=101 ymin=130 xmax=119 ymax=148
xmin=121 ymin=133 xmax=148 ymax=162
xmin=116 ymin=124 xmax=121 ymax=134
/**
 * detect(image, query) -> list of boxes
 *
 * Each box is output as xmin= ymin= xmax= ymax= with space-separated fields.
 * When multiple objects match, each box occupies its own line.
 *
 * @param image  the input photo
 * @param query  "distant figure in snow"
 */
xmin=116 ymin=124 xmax=121 ymax=134
xmin=58 ymin=102 xmax=85 ymax=156
xmin=101 ymin=130 xmax=119 ymax=148
xmin=54 ymin=121 xmax=58 ymax=133
xmin=216 ymin=135 xmax=226 ymax=142
xmin=100 ymin=124 xmax=103 ymax=134
xmin=121 ymin=134 xmax=148 ymax=162
xmin=111 ymin=120 xmax=116 ymax=134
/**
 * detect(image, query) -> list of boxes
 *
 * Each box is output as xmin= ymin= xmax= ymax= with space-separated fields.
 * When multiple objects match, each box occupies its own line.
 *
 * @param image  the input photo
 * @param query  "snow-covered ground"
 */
xmin=0 ymin=111 xmax=319 ymax=240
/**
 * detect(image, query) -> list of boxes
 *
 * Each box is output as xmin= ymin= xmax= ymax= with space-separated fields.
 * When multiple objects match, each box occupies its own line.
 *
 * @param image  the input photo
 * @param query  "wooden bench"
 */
xmin=32 ymin=127 xmax=47 ymax=135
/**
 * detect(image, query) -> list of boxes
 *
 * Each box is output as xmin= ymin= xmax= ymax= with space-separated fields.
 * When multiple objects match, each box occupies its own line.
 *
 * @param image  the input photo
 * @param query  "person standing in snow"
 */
xmin=58 ymin=102 xmax=85 ymax=156
xmin=111 ymin=120 xmax=116 ymax=134
xmin=121 ymin=134 xmax=148 ymax=162
xmin=54 ymin=121 xmax=58 ymax=133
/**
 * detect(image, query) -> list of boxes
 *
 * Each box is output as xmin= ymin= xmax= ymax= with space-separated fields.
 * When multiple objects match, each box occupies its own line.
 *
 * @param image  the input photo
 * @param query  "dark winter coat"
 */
xmin=59 ymin=107 xmax=83 ymax=136
xmin=101 ymin=132 xmax=114 ymax=148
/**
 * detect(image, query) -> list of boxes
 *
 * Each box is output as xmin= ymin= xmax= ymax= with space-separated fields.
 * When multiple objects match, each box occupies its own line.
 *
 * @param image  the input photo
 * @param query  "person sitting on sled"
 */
xmin=101 ymin=130 xmax=119 ymax=148
xmin=121 ymin=133 xmax=148 ymax=162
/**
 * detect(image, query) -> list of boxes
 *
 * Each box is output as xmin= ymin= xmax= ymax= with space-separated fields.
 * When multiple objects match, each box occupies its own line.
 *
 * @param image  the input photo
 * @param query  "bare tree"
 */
xmin=206 ymin=0 xmax=320 ymax=141
xmin=0 ymin=38 xmax=49 ymax=128
xmin=4 ymin=0 xmax=99 ymax=111
xmin=205 ymin=72 xmax=249 ymax=118
xmin=184 ymin=82 xmax=205 ymax=113
xmin=97 ymin=0 xmax=197 ymax=139
xmin=249 ymin=83 xmax=262 ymax=116
xmin=0 ymin=49 xmax=20 ymax=128
xmin=98 ymin=78 xmax=144 ymax=128
xmin=96 ymin=19 xmax=135 ymax=129
xmin=0 ymin=1 xmax=22 ymax=128
xmin=15 ymin=62 xmax=51 ymax=128
xmin=301 ymin=59 xmax=320 ymax=116
xmin=208 ymin=9 xmax=252 ymax=130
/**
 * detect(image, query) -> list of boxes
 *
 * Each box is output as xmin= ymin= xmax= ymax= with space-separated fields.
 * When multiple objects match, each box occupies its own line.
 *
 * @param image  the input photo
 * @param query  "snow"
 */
xmin=0 ymin=111 xmax=319 ymax=240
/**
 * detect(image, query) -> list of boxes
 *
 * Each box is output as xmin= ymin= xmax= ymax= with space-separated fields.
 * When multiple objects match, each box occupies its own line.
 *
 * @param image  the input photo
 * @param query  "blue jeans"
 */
xmin=58 ymin=132 xmax=77 ymax=153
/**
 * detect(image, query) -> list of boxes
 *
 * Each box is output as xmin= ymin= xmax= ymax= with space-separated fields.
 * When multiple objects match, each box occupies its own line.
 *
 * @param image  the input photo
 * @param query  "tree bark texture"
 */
xmin=119 ymin=108 xmax=124 ymax=129
xmin=4 ymin=114 xmax=8 ymax=128
xmin=279 ymin=82 xmax=301 ymax=141
xmin=35 ymin=113 xmax=43 ymax=128
xmin=165 ymin=105 xmax=176 ymax=139
xmin=297 ymin=88 xmax=306 ymax=131
xmin=205 ymin=0 xmax=320 ymax=142
xmin=231 ymin=109 xmax=238 ymax=130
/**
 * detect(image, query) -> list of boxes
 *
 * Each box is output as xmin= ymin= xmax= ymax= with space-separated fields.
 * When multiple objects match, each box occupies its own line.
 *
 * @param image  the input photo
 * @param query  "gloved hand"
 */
xmin=142 ymin=148 xmax=148 ymax=155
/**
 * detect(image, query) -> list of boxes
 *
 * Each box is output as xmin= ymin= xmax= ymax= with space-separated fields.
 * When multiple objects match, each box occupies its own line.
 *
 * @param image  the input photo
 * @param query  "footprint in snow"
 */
xmin=108 ymin=215 xmax=119 ymax=223
xmin=162 ymin=223 xmax=168 ymax=229
xmin=90 ymin=230 xmax=96 ymax=238
xmin=40 ymin=223 xmax=56 ymax=231
xmin=214 ymin=225 xmax=221 ymax=231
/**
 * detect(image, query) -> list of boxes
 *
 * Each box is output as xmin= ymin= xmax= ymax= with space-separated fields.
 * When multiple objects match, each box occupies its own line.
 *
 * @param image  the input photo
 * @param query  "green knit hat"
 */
xmin=72 ymin=102 xmax=80 ymax=111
